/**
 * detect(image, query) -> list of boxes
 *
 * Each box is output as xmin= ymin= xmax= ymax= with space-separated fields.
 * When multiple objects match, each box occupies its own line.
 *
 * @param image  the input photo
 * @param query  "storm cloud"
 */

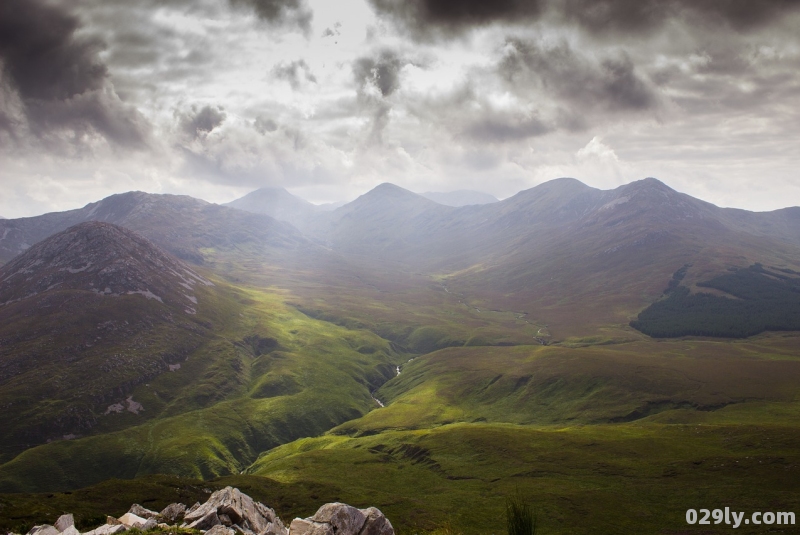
xmin=498 ymin=38 xmax=658 ymax=113
xmin=0 ymin=0 xmax=149 ymax=149
xmin=369 ymin=0 xmax=800 ymax=37
xmin=177 ymin=105 xmax=227 ymax=140
xmin=228 ymin=0 xmax=313 ymax=33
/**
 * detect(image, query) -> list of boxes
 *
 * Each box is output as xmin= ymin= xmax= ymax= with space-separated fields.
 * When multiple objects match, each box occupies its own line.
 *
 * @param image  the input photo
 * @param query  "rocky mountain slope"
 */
xmin=0 ymin=222 xmax=220 ymax=458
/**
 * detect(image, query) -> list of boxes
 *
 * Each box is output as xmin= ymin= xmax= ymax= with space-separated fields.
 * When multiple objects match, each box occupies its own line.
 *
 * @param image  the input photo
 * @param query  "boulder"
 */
xmin=127 ymin=505 xmax=158 ymax=520
xmin=185 ymin=502 xmax=202 ymax=516
xmin=54 ymin=515 xmax=74 ymax=533
xmin=311 ymin=504 xmax=366 ymax=535
xmin=357 ymin=508 xmax=394 ymax=535
xmin=117 ymin=514 xmax=146 ymax=529
xmin=206 ymin=526 xmax=235 ymax=535
xmin=27 ymin=526 xmax=59 ymax=535
xmin=288 ymin=519 xmax=333 ymax=535
xmin=140 ymin=518 xmax=157 ymax=531
xmin=59 ymin=527 xmax=80 ymax=535
xmin=183 ymin=487 xmax=285 ymax=535
xmin=185 ymin=510 xmax=221 ymax=531
xmin=83 ymin=525 xmax=127 ymax=535
xmin=158 ymin=503 xmax=186 ymax=524
xmin=105 ymin=518 xmax=120 ymax=527
xmin=262 ymin=521 xmax=288 ymax=535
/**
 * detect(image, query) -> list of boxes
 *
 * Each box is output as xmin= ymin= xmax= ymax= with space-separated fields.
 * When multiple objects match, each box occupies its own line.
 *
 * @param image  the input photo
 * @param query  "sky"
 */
xmin=1 ymin=0 xmax=799 ymax=217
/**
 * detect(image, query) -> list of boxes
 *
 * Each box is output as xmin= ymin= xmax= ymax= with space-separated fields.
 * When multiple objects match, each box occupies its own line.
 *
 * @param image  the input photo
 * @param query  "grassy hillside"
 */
xmin=0 ymin=286 xmax=401 ymax=492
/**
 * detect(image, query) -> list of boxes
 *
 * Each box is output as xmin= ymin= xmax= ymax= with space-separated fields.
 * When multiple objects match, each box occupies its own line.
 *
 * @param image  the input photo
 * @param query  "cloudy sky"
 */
xmin=1 ymin=0 xmax=799 ymax=217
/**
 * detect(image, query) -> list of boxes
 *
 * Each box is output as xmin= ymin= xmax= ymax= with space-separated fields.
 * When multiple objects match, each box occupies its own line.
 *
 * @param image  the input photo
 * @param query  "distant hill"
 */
xmin=420 ymin=190 xmax=498 ymax=206
xmin=223 ymin=187 xmax=318 ymax=229
xmin=0 ymin=192 xmax=313 ymax=266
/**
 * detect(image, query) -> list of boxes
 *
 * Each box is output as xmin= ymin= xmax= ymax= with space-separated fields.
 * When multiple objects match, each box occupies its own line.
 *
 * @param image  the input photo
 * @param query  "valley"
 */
xmin=0 ymin=178 xmax=799 ymax=534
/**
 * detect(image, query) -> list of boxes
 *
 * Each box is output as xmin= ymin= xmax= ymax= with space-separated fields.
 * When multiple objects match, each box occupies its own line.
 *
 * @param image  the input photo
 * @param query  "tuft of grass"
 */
xmin=506 ymin=492 xmax=537 ymax=535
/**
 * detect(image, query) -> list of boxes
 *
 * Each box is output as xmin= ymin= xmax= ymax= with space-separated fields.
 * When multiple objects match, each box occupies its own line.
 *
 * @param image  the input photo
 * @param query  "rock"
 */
xmin=117 ymin=514 xmax=146 ymax=529
xmin=140 ymin=518 xmax=157 ymax=531
xmin=158 ymin=503 xmax=186 ymax=524
xmin=83 ymin=525 xmax=127 ymax=535
xmin=219 ymin=514 xmax=233 ymax=527
xmin=185 ymin=502 xmax=202 ymax=516
xmin=185 ymin=510 xmax=221 ymax=531
xmin=128 ymin=505 xmax=158 ymax=520
xmin=357 ymin=508 xmax=394 ymax=535
xmin=183 ymin=487 xmax=284 ymax=535
xmin=105 ymin=518 xmax=120 ymax=527
xmin=206 ymin=526 xmax=235 ymax=535
xmin=288 ymin=519 xmax=333 ymax=535
xmin=59 ymin=527 xmax=80 ymax=535
xmin=27 ymin=526 xmax=59 ymax=535
xmin=261 ymin=521 xmax=288 ymax=535
xmin=54 ymin=515 xmax=75 ymax=532
xmin=311 ymin=504 xmax=366 ymax=535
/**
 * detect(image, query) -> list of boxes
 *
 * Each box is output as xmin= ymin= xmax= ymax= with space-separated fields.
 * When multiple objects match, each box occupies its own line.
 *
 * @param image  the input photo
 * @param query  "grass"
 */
xmin=0 ymin=283 xmax=403 ymax=493
xmin=506 ymin=492 xmax=537 ymax=535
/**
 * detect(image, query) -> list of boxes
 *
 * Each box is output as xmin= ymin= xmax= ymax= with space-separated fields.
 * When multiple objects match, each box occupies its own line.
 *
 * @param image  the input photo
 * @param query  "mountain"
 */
xmin=0 ymin=191 xmax=313 ymax=267
xmin=312 ymin=183 xmax=456 ymax=256
xmin=420 ymin=190 xmax=498 ymax=206
xmin=0 ymin=221 xmax=397 ymax=489
xmin=223 ymin=187 xmax=318 ymax=229
xmin=0 ymin=222 xmax=219 ymax=458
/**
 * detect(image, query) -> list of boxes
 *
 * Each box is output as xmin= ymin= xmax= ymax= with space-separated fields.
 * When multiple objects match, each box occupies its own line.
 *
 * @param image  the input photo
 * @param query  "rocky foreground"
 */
xmin=20 ymin=487 xmax=393 ymax=535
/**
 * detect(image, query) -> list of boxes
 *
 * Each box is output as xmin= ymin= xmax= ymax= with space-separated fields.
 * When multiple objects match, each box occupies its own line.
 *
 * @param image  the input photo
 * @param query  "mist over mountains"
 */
xmin=2 ymin=178 xmax=800 ymax=337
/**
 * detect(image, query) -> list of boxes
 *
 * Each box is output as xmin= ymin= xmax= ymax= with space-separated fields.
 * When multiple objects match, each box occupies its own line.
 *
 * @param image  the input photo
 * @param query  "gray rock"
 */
xmin=158 ymin=503 xmax=186 ymax=524
xmin=105 ymin=518 xmax=120 ymax=526
xmin=186 ymin=510 xmax=221 ymax=531
xmin=54 ymin=515 xmax=75 ymax=532
xmin=261 ymin=521 xmax=288 ymax=535
xmin=219 ymin=514 xmax=233 ymax=527
xmin=183 ymin=487 xmax=284 ymax=535
xmin=287 ymin=519 xmax=333 ymax=535
xmin=59 ymin=527 xmax=80 ymax=535
xmin=27 ymin=526 xmax=59 ymax=535
xmin=128 ymin=505 xmax=158 ymax=520
xmin=311 ymin=504 xmax=366 ymax=535
xmin=206 ymin=526 xmax=235 ymax=535
xmin=83 ymin=525 xmax=127 ymax=535
xmin=357 ymin=508 xmax=394 ymax=535
xmin=140 ymin=519 xmax=157 ymax=531
xmin=185 ymin=502 xmax=202 ymax=516
xmin=117 ymin=514 xmax=146 ymax=529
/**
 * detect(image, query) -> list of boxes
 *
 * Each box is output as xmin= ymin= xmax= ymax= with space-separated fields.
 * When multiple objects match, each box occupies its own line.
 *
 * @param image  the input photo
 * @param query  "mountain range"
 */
xmin=1 ymin=178 xmax=799 ymax=534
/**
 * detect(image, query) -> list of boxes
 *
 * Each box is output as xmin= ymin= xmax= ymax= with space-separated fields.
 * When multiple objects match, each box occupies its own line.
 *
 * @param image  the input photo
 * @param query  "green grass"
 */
xmin=247 ymin=420 xmax=800 ymax=534
xmin=0 ymin=284 xmax=402 ymax=493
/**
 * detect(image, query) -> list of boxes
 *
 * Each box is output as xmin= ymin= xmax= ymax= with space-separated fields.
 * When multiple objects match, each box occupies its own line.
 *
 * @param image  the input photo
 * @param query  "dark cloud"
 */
xmin=561 ymin=0 xmax=800 ymax=33
xmin=177 ymin=105 xmax=227 ymax=139
xmin=368 ymin=0 xmax=800 ymax=37
xmin=368 ymin=0 xmax=545 ymax=38
xmin=498 ymin=38 xmax=658 ymax=112
xmin=353 ymin=50 xmax=406 ymax=97
xmin=0 ymin=0 xmax=149 ymax=148
xmin=351 ymin=49 xmax=410 ymax=145
xmin=463 ymin=114 xmax=551 ymax=142
xmin=228 ymin=0 xmax=312 ymax=34
xmin=271 ymin=60 xmax=318 ymax=90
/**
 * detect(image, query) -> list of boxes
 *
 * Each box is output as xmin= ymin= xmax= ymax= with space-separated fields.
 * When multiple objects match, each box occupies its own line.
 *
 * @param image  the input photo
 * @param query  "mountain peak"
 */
xmin=0 ymin=221 xmax=211 ymax=311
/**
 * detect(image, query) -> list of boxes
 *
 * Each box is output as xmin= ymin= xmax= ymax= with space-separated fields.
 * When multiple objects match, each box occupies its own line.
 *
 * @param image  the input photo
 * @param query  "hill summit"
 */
xmin=0 ymin=221 xmax=212 ymax=313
